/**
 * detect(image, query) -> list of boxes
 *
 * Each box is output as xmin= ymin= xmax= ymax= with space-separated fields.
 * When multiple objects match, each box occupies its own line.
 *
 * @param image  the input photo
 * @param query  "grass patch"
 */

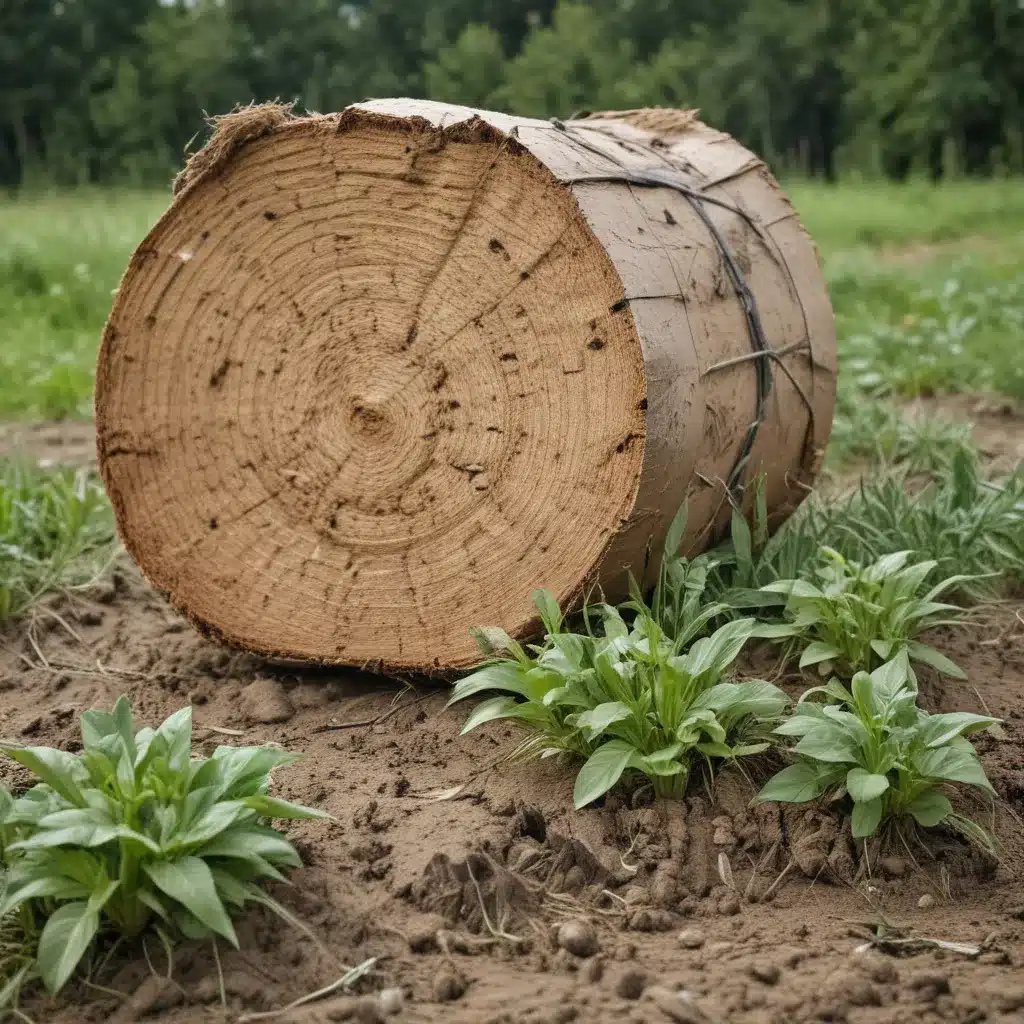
xmin=0 ymin=191 xmax=164 ymax=420
xmin=0 ymin=460 xmax=117 ymax=622
xmin=788 ymin=179 xmax=1024 ymax=253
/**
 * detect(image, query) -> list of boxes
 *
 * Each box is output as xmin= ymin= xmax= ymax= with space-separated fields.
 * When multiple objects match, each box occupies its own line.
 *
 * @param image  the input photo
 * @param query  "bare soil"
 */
xmin=1 ymin=411 xmax=1023 ymax=1024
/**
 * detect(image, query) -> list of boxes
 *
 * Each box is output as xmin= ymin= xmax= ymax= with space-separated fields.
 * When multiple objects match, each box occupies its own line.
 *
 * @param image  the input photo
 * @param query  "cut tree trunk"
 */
xmin=96 ymin=100 xmax=836 ymax=672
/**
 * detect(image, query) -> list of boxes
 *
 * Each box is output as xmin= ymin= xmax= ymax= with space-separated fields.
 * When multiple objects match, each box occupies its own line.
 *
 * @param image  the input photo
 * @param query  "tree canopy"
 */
xmin=2 ymin=0 xmax=1021 ymax=185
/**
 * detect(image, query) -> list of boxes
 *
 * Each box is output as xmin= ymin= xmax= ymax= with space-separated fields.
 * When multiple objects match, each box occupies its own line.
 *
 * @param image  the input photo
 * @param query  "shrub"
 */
xmin=0 ymin=697 xmax=325 ymax=998
xmin=754 ymin=653 xmax=998 ymax=845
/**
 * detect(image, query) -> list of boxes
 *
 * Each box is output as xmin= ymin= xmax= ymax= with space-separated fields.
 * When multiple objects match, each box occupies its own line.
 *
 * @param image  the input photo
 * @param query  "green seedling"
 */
xmin=0 ymin=697 xmax=326 ymax=1000
xmin=751 ymin=548 xmax=972 ymax=679
xmin=755 ymin=652 xmax=999 ymax=846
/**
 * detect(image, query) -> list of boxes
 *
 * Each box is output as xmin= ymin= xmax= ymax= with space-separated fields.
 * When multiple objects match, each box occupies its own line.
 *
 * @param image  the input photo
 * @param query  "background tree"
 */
xmin=1 ymin=0 xmax=1020 ymax=185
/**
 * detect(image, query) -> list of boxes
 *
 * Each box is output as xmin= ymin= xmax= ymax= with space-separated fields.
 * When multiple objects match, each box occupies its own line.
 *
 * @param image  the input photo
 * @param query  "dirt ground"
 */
xmin=1 ymin=405 xmax=1022 ymax=1024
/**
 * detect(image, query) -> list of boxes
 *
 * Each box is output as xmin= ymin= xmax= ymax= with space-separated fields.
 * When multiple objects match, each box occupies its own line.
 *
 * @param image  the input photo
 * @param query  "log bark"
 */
xmin=96 ymin=100 xmax=836 ymax=672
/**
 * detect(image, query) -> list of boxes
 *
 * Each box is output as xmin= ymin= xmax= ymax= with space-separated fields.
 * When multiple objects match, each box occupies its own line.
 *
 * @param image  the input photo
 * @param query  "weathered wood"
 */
xmin=96 ymin=100 xmax=836 ymax=671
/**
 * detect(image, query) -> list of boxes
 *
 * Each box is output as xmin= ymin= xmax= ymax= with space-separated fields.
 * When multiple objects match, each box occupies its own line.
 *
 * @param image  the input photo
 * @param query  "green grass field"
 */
xmin=2 ymin=180 xmax=1022 ymax=422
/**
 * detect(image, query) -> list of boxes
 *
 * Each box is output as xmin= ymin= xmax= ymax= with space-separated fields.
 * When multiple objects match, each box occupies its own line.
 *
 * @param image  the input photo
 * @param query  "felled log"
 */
xmin=96 ymin=100 xmax=836 ymax=671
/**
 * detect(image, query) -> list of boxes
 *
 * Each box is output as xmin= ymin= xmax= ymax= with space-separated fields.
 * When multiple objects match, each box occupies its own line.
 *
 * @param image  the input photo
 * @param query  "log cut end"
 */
xmin=96 ymin=106 xmax=648 ymax=670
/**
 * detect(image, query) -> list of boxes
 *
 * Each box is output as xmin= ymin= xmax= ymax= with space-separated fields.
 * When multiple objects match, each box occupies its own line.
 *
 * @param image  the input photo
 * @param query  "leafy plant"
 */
xmin=751 ymin=548 xmax=972 ymax=679
xmin=0 ymin=697 xmax=325 ymax=1000
xmin=452 ymin=510 xmax=788 ymax=809
xmin=454 ymin=602 xmax=787 ymax=808
xmin=754 ymin=653 xmax=999 ymax=844
xmin=0 ymin=460 xmax=117 ymax=621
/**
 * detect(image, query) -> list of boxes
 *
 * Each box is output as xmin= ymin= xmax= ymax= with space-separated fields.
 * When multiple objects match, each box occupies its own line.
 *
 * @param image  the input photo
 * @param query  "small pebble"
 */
xmin=644 ymin=986 xmax=709 ymax=1024
xmin=351 ymin=996 xmax=384 ymax=1024
xmin=823 ymin=970 xmax=880 ymax=1011
xmin=406 ymin=914 xmax=444 ymax=953
xmin=908 ymin=971 xmax=951 ymax=1002
xmin=556 ymin=919 xmax=599 ymax=958
xmin=242 ymin=677 xmax=294 ymax=723
xmin=717 ymin=895 xmax=741 ymax=916
xmin=377 ymin=988 xmax=404 ymax=1016
xmin=432 ymin=971 xmax=467 ymax=1002
xmin=677 ymin=928 xmax=706 ymax=950
xmin=879 ymin=856 xmax=906 ymax=878
xmin=614 ymin=967 xmax=648 ymax=1000
xmin=748 ymin=962 xmax=781 ymax=986
xmin=917 ymin=894 xmax=935 ymax=910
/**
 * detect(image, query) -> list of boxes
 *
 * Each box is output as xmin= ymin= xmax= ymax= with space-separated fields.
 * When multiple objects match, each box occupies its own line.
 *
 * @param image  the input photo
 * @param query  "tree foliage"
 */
xmin=2 ymin=0 xmax=1021 ymax=185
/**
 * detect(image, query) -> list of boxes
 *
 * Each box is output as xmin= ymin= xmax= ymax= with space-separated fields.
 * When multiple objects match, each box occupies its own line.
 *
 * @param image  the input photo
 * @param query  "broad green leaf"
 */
xmin=753 ymin=762 xmax=826 ymax=804
xmin=799 ymin=642 xmax=842 ymax=669
xmin=846 ymin=768 xmax=889 ymax=803
xmin=243 ymin=794 xmax=328 ymax=821
xmin=906 ymin=642 xmax=966 ymax=679
xmin=759 ymin=579 xmax=824 ymax=599
xmin=144 ymin=857 xmax=238 ymax=945
xmin=470 ymin=626 xmax=526 ymax=662
xmin=774 ymin=715 xmax=824 ymax=737
xmin=851 ymin=797 xmax=883 ymax=838
xmin=0 ymin=745 xmax=86 ymax=807
xmin=696 ymin=741 xmax=733 ymax=758
xmin=638 ymin=756 xmax=686 ymax=777
xmin=448 ymin=663 xmax=531 ymax=704
xmin=822 ymin=706 xmax=871 ymax=746
xmin=663 ymin=503 xmax=688 ymax=561
xmin=152 ymin=705 xmax=194 ymax=772
xmin=80 ymin=708 xmax=119 ymax=749
xmin=9 ymin=823 xmax=159 ymax=854
xmin=916 ymin=712 xmax=999 ymax=749
xmin=870 ymin=652 xmax=912 ymax=698
xmin=862 ymin=550 xmax=913 ymax=582
xmin=533 ymin=589 xmax=563 ymax=635
xmin=0 ymin=876 xmax=90 ymax=917
xmin=693 ymin=680 xmax=788 ymax=720
xmin=907 ymin=790 xmax=953 ymax=827
xmin=912 ymin=746 xmax=995 ymax=794
xmin=460 ymin=696 xmax=522 ymax=734
xmin=573 ymin=702 xmax=633 ymax=741
xmin=573 ymin=740 xmax=636 ymax=809
xmin=729 ymin=507 xmax=751 ymax=571
xmin=199 ymin=827 xmax=302 ymax=868
xmin=176 ymin=800 xmax=249 ymax=847
xmin=794 ymin=725 xmax=861 ymax=764
xmin=749 ymin=622 xmax=801 ymax=639
xmin=731 ymin=742 xmax=770 ymax=757
xmin=682 ymin=618 xmax=754 ymax=681
xmin=111 ymin=695 xmax=137 ymax=762
xmin=37 ymin=901 xmax=101 ymax=994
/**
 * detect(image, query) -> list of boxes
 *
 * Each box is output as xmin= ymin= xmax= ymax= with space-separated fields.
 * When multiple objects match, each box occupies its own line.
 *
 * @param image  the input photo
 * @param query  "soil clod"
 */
xmin=557 ymin=919 xmax=599 ymax=958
